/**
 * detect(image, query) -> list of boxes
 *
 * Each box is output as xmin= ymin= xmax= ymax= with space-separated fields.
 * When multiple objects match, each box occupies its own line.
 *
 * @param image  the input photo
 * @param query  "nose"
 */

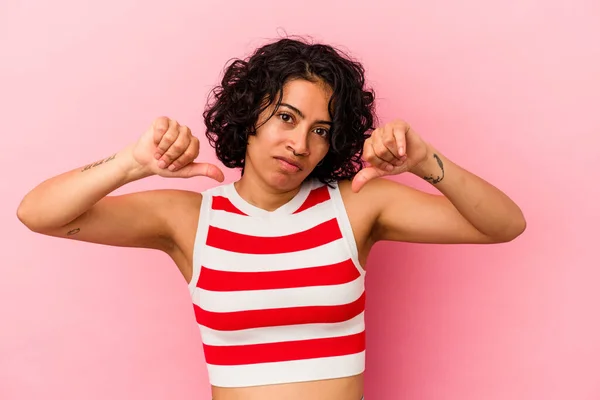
xmin=288 ymin=127 xmax=310 ymax=156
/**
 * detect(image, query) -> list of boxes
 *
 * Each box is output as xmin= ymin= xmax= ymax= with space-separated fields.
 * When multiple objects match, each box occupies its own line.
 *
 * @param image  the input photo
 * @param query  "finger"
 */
xmin=394 ymin=125 xmax=407 ymax=157
xmin=177 ymin=162 xmax=225 ymax=182
xmin=155 ymin=119 xmax=180 ymax=160
xmin=372 ymin=128 xmax=397 ymax=163
xmin=351 ymin=166 xmax=385 ymax=193
xmin=381 ymin=124 xmax=402 ymax=160
xmin=158 ymin=125 xmax=191 ymax=168
xmin=152 ymin=117 xmax=170 ymax=146
xmin=168 ymin=136 xmax=199 ymax=172
xmin=371 ymin=139 xmax=396 ymax=165
xmin=363 ymin=139 xmax=395 ymax=172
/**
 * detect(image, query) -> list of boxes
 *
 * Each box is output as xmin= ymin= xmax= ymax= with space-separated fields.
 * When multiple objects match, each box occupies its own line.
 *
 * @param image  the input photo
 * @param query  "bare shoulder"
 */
xmin=336 ymin=179 xmax=387 ymax=264
xmin=337 ymin=177 xmax=416 ymax=243
xmin=337 ymin=177 xmax=395 ymax=227
xmin=165 ymin=189 xmax=203 ymax=252
xmin=161 ymin=189 xmax=204 ymax=283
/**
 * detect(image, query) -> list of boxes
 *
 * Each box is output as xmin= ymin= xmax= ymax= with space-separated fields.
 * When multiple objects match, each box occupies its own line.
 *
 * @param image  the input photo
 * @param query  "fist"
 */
xmin=351 ymin=120 xmax=428 ymax=192
xmin=133 ymin=116 xmax=224 ymax=181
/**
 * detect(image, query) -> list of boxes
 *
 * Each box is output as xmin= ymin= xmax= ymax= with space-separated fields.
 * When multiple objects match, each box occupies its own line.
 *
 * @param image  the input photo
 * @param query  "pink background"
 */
xmin=2 ymin=0 xmax=599 ymax=399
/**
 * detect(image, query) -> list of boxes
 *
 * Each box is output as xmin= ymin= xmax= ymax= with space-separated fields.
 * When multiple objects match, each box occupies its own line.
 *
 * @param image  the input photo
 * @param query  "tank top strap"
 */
xmin=326 ymin=180 xmax=365 ymax=275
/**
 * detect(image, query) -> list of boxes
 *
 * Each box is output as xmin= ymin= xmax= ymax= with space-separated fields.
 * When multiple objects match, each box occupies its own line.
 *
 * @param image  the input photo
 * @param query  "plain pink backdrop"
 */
xmin=2 ymin=1 xmax=599 ymax=399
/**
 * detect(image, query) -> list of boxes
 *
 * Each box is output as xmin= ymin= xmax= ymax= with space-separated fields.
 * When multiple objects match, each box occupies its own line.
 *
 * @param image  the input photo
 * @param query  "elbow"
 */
xmin=16 ymin=202 xmax=35 ymax=231
xmin=16 ymin=199 xmax=44 ymax=233
xmin=512 ymin=210 xmax=527 ymax=238
xmin=495 ymin=213 xmax=527 ymax=243
xmin=507 ymin=218 xmax=526 ymax=242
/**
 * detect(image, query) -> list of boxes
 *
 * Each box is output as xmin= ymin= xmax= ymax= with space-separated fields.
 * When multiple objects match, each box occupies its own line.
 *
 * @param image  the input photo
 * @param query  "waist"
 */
xmin=211 ymin=372 xmax=364 ymax=400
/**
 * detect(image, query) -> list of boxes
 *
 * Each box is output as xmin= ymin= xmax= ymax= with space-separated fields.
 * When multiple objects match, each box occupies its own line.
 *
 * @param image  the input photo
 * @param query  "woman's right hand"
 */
xmin=131 ymin=116 xmax=225 ymax=181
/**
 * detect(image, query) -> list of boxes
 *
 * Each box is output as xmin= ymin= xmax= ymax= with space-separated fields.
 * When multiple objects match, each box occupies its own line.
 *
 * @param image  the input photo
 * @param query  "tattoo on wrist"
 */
xmin=81 ymin=153 xmax=116 ymax=172
xmin=67 ymin=228 xmax=80 ymax=236
xmin=422 ymin=153 xmax=445 ymax=184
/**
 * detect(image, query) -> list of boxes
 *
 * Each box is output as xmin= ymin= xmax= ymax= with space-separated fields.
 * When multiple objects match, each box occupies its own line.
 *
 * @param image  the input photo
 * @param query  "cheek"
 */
xmin=246 ymin=136 xmax=264 ymax=164
xmin=311 ymin=139 xmax=330 ymax=163
xmin=253 ymin=125 xmax=281 ymax=147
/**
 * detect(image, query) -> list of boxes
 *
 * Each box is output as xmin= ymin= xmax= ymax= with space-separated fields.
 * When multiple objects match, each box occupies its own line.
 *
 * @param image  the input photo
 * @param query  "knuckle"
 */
xmin=375 ymin=149 xmax=391 ymax=161
xmin=163 ymin=130 xmax=178 ymax=142
xmin=183 ymin=142 xmax=198 ymax=156
xmin=373 ymin=144 xmax=386 ymax=156
xmin=188 ymin=143 xmax=199 ymax=158
xmin=162 ymin=149 xmax=180 ymax=162
xmin=154 ymin=125 xmax=168 ymax=135
xmin=160 ymin=151 xmax=174 ymax=162
xmin=154 ymin=117 xmax=169 ymax=130
xmin=157 ymin=141 xmax=171 ymax=152
xmin=171 ymin=142 xmax=186 ymax=153
xmin=187 ymin=138 xmax=200 ymax=154
xmin=382 ymin=135 xmax=395 ymax=146
xmin=155 ymin=116 xmax=169 ymax=124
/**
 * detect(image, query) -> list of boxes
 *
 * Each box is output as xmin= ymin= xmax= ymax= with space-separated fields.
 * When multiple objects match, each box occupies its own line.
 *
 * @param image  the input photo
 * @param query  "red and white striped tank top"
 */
xmin=187 ymin=179 xmax=366 ymax=388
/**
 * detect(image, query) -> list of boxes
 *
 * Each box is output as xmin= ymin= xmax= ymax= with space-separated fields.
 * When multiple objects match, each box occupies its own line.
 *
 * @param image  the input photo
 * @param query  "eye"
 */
xmin=278 ymin=113 xmax=294 ymax=123
xmin=314 ymin=127 xmax=329 ymax=137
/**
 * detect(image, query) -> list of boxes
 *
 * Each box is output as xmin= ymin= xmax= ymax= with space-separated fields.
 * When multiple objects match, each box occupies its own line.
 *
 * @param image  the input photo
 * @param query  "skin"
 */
xmin=17 ymin=78 xmax=526 ymax=400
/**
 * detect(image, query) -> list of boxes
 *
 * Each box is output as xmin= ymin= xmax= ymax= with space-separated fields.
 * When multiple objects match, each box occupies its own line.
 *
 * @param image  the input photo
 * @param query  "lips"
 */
xmin=275 ymin=156 xmax=302 ymax=172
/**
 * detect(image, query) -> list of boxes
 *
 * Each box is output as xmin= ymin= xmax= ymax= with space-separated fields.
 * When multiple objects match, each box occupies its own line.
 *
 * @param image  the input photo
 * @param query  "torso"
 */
xmin=167 ymin=179 xmax=376 ymax=400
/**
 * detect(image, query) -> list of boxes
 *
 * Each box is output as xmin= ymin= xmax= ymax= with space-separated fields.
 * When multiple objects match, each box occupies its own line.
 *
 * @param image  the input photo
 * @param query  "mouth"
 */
xmin=274 ymin=156 xmax=302 ymax=172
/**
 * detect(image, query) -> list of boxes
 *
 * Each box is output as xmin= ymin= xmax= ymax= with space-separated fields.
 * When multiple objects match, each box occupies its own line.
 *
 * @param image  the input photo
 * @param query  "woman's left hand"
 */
xmin=351 ymin=119 xmax=429 ymax=192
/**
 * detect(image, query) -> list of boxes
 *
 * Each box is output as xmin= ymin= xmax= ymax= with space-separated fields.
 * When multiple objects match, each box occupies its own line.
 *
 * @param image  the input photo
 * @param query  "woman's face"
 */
xmin=244 ymin=78 xmax=332 ymax=191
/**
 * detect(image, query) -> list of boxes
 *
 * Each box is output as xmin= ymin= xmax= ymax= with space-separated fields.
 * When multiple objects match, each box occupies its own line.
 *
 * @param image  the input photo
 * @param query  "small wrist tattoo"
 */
xmin=82 ymin=153 xmax=117 ymax=172
xmin=422 ymin=153 xmax=445 ymax=184
xmin=67 ymin=228 xmax=80 ymax=236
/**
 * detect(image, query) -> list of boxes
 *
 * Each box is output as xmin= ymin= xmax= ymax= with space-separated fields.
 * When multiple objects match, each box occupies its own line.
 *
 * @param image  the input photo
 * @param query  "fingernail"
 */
xmin=154 ymin=153 xmax=161 ymax=160
xmin=385 ymin=164 xmax=394 ymax=172
xmin=399 ymin=146 xmax=404 ymax=155
xmin=168 ymin=164 xmax=176 ymax=171
xmin=158 ymin=160 xmax=166 ymax=169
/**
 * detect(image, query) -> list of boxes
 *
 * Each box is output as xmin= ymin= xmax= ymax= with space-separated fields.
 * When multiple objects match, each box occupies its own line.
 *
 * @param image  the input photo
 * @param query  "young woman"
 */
xmin=17 ymin=37 xmax=526 ymax=400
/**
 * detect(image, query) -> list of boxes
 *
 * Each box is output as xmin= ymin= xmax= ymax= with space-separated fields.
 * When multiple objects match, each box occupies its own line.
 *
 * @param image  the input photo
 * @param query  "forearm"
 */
xmin=17 ymin=144 xmax=152 ymax=230
xmin=411 ymin=144 xmax=526 ymax=240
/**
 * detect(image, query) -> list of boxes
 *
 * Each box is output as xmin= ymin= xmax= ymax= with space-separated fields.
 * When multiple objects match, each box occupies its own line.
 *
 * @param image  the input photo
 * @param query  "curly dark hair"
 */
xmin=203 ymin=36 xmax=377 ymax=184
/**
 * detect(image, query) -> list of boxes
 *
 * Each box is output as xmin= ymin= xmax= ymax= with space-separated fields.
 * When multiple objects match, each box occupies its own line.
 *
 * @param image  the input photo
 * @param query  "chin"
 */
xmin=266 ymin=170 xmax=309 ymax=191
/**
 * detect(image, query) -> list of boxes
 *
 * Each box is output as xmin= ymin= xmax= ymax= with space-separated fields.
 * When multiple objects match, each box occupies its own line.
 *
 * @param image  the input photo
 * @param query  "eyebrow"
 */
xmin=279 ymin=103 xmax=332 ymax=125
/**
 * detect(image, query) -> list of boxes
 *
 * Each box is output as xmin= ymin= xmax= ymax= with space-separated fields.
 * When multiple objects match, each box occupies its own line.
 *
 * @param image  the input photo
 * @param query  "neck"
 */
xmin=234 ymin=173 xmax=303 ymax=212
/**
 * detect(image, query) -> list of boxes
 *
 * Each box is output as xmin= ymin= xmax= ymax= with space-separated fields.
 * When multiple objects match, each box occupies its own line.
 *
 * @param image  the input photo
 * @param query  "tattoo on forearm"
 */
xmin=67 ymin=228 xmax=80 ymax=236
xmin=422 ymin=153 xmax=445 ymax=184
xmin=81 ymin=153 xmax=116 ymax=172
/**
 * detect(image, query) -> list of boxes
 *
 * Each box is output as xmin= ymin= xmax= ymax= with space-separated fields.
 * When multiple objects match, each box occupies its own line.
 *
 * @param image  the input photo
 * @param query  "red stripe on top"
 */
xmin=203 ymin=331 xmax=365 ymax=366
xmin=197 ymin=258 xmax=360 ymax=292
xmin=212 ymin=196 xmax=247 ymax=216
xmin=206 ymin=218 xmax=342 ymax=254
xmin=293 ymin=185 xmax=330 ymax=214
xmin=194 ymin=292 xmax=365 ymax=331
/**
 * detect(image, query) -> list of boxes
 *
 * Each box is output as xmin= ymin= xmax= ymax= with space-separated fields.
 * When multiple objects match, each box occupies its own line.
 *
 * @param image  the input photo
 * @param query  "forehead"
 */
xmin=279 ymin=79 xmax=332 ymax=115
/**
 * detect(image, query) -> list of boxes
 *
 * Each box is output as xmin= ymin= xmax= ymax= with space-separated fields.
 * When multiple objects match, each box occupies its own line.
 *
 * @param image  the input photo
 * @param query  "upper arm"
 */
xmin=364 ymin=178 xmax=496 ymax=244
xmin=26 ymin=189 xmax=202 ymax=253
